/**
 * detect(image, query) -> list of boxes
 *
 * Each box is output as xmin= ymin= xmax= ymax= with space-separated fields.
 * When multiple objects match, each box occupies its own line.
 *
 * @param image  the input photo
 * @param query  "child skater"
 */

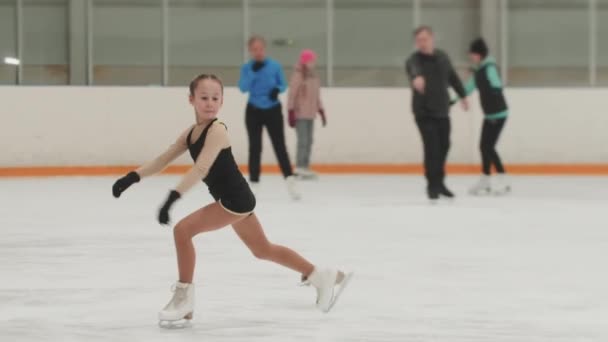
xmin=453 ymin=38 xmax=511 ymax=195
xmin=287 ymin=49 xmax=326 ymax=180
xmin=111 ymin=74 xmax=352 ymax=326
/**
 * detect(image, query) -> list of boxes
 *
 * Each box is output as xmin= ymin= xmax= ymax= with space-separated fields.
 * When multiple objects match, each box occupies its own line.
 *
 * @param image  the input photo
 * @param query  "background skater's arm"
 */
xmin=486 ymin=64 xmax=503 ymax=89
xmin=270 ymin=64 xmax=288 ymax=100
xmin=445 ymin=54 xmax=469 ymax=111
xmin=287 ymin=71 xmax=302 ymax=127
xmin=238 ymin=63 xmax=255 ymax=93
xmin=446 ymin=55 xmax=466 ymax=99
xmin=406 ymin=55 xmax=425 ymax=94
xmin=451 ymin=76 xmax=476 ymax=105
xmin=317 ymin=84 xmax=326 ymax=126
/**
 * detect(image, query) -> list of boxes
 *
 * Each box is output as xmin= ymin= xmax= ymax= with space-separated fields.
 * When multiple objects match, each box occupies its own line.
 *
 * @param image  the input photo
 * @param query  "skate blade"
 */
xmin=298 ymin=175 xmax=319 ymax=181
xmin=469 ymin=189 xmax=491 ymax=196
xmin=158 ymin=319 xmax=192 ymax=330
xmin=158 ymin=313 xmax=193 ymax=329
xmin=324 ymin=272 xmax=354 ymax=313
xmin=492 ymin=188 xmax=511 ymax=196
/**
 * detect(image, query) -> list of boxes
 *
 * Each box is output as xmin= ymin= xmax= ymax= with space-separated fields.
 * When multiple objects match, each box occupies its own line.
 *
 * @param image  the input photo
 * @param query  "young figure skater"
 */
xmin=453 ymin=38 xmax=510 ymax=195
xmin=112 ymin=74 xmax=352 ymax=326
xmin=287 ymin=49 xmax=326 ymax=180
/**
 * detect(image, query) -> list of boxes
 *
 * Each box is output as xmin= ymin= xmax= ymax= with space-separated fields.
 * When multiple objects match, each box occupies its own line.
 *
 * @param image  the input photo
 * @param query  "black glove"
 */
xmin=252 ymin=61 xmax=265 ymax=72
xmin=112 ymin=171 xmax=140 ymax=198
xmin=158 ymin=190 xmax=181 ymax=225
xmin=270 ymin=88 xmax=280 ymax=101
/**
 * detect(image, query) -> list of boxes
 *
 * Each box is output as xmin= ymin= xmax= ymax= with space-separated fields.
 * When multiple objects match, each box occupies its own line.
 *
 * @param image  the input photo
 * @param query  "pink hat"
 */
xmin=299 ymin=49 xmax=317 ymax=64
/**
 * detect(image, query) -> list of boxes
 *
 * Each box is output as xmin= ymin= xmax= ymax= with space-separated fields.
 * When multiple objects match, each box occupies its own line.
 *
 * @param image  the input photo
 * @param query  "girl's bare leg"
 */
xmin=232 ymin=213 xmax=315 ymax=276
xmin=173 ymin=202 xmax=243 ymax=283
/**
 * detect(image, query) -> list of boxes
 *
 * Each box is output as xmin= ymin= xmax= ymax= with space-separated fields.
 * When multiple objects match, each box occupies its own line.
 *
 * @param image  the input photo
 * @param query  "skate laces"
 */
xmin=298 ymin=276 xmax=311 ymax=287
xmin=165 ymin=284 xmax=187 ymax=309
xmin=299 ymin=272 xmax=342 ymax=305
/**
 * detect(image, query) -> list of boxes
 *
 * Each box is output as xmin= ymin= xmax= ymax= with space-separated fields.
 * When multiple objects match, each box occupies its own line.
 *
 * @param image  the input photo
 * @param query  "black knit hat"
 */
xmin=469 ymin=38 xmax=488 ymax=58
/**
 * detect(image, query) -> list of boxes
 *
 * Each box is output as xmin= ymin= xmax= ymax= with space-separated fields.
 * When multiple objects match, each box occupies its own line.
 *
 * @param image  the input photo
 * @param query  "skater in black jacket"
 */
xmin=406 ymin=26 xmax=469 ymax=201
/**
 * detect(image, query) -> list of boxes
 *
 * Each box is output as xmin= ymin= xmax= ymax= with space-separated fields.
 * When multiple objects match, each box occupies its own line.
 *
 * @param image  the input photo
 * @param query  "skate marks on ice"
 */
xmin=2 ymin=176 xmax=608 ymax=341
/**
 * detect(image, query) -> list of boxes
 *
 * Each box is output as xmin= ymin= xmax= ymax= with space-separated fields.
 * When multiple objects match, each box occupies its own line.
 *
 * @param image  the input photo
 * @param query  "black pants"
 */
xmin=415 ymin=116 xmax=451 ymax=191
xmin=246 ymin=103 xmax=293 ymax=182
xmin=480 ymin=118 xmax=507 ymax=175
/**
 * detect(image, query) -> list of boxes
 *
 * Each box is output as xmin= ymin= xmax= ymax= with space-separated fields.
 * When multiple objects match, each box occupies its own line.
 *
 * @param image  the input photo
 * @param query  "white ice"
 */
xmin=1 ymin=175 xmax=607 ymax=342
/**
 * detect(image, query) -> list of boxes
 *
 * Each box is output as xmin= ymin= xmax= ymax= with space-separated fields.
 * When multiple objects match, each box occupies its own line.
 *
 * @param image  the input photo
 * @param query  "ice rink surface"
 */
xmin=1 ymin=175 xmax=607 ymax=342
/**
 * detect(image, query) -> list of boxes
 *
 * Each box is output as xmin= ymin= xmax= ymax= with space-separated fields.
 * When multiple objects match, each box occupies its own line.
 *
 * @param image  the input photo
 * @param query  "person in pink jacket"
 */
xmin=287 ymin=49 xmax=326 ymax=179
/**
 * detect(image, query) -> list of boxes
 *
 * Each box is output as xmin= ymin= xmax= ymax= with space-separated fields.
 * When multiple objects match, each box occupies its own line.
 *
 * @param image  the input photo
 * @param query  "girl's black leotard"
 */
xmin=186 ymin=119 xmax=256 ymax=214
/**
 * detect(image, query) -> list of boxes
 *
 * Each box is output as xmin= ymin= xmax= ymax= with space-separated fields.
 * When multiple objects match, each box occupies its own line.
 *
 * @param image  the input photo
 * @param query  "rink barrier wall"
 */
xmin=1 ymin=164 xmax=608 ymax=177
xmin=2 ymin=86 xmax=608 ymax=175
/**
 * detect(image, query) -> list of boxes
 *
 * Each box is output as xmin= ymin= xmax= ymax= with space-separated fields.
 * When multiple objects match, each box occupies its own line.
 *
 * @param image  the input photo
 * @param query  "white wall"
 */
xmin=1 ymin=87 xmax=607 ymax=167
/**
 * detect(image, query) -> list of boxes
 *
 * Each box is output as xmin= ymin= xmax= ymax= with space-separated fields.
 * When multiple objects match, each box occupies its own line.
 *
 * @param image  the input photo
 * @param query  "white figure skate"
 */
xmin=158 ymin=282 xmax=194 ymax=329
xmin=469 ymin=175 xmax=491 ymax=196
xmin=300 ymin=267 xmax=354 ymax=313
xmin=492 ymin=174 xmax=511 ymax=195
xmin=286 ymin=176 xmax=302 ymax=200
xmin=296 ymin=168 xmax=319 ymax=181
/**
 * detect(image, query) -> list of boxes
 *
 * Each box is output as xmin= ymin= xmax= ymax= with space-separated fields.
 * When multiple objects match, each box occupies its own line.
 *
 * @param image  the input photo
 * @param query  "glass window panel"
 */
xmin=92 ymin=0 xmax=162 ymax=85
xmin=22 ymin=0 xmax=69 ymax=85
xmin=168 ymin=0 xmax=243 ymax=86
xmin=249 ymin=0 xmax=327 ymax=85
xmin=419 ymin=0 xmax=480 ymax=76
xmin=596 ymin=0 xmax=608 ymax=85
xmin=0 ymin=0 xmax=17 ymax=85
xmin=334 ymin=0 xmax=413 ymax=87
xmin=507 ymin=0 xmax=589 ymax=86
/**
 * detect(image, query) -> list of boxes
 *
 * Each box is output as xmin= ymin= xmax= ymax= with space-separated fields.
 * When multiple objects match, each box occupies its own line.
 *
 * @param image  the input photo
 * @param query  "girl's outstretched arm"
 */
xmin=135 ymin=126 xmax=192 ymax=178
xmin=112 ymin=126 xmax=191 ymax=198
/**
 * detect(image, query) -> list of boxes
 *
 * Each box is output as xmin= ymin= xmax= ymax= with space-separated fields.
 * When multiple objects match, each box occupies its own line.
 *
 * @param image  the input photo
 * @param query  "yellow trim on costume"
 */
xmin=219 ymin=200 xmax=252 ymax=216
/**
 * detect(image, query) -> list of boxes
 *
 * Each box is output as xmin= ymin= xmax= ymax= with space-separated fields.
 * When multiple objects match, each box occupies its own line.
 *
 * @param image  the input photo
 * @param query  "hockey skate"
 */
xmin=469 ymin=175 xmax=491 ymax=196
xmin=300 ymin=267 xmax=354 ymax=313
xmin=158 ymin=282 xmax=194 ymax=329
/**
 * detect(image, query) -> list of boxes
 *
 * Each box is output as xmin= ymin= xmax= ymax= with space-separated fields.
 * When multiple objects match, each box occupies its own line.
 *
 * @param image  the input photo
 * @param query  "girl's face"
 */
xmin=303 ymin=60 xmax=316 ymax=69
xmin=469 ymin=53 xmax=482 ymax=65
xmin=189 ymin=79 xmax=223 ymax=124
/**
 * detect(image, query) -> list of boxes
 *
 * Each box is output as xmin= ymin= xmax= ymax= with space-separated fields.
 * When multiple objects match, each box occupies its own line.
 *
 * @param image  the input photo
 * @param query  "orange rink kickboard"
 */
xmin=1 ymin=164 xmax=608 ymax=177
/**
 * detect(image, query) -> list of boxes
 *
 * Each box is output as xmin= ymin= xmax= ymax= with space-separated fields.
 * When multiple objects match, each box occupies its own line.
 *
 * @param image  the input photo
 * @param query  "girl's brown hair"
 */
xmin=189 ymin=74 xmax=224 ymax=96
